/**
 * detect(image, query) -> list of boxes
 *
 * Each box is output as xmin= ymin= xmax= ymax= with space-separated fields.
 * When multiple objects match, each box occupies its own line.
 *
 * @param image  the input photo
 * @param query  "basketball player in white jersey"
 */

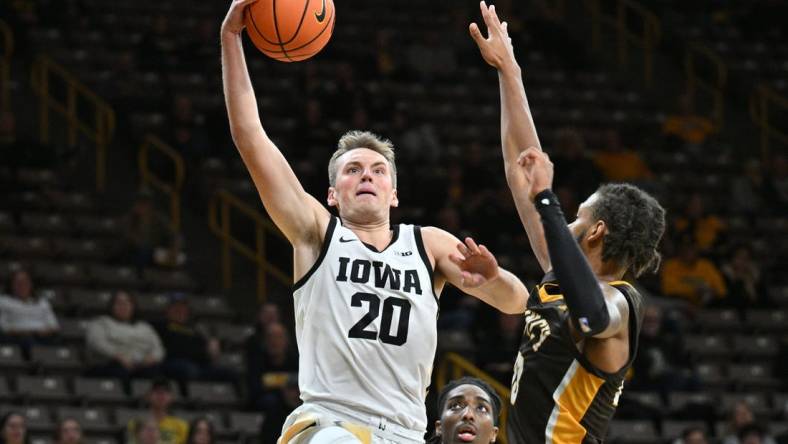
xmin=221 ymin=1 xmax=529 ymax=443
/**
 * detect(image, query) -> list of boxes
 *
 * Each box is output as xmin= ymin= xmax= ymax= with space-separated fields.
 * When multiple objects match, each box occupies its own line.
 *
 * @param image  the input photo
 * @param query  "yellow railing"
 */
xmin=686 ymin=43 xmax=727 ymax=131
xmin=30 ymin=55 xmax=116 ymax=191
xmin=208 ymin=189 xmax=290 ymax=302
xmin=750 ymin=85 xmax=788 ymax=163
xmin=436 ymin=352 xmax=512 ymax=444
xmin=139 ymin=135 xmax=185 ymax=233
xmin=0 ymin=19 xmax=13 ymax=112
xmin=588 ymin=0 xmax=661 ymax=87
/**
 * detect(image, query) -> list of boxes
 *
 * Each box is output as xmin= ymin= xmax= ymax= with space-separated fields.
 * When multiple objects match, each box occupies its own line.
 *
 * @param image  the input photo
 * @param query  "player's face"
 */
xmin=568 ymin=193 xmax=601 ymax=251
xmin=328 ymin=148 xmax=398 ymax=222
xmin=435 ymin=385 xmax=498 ymax=444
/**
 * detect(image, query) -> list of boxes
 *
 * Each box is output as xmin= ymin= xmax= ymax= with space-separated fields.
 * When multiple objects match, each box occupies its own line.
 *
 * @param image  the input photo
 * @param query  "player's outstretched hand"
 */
xmin=517 ymin=147 xmax=554 ymax=201
xmin=449 ymin=237 xmax=500 ymax=288
xmin=469 ymin=1 xmax=517 ymax=70
xmin=222 ymin=0 xmax=258 ymax=36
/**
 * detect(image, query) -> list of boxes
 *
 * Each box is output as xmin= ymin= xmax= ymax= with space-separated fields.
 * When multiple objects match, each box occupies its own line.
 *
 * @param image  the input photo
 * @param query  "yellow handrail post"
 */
xmin=208 ymin=189 xmax=290 ymax=303
xmin=750 ymin=85 xmax=788 ymax=164
xmin=138 ymin=134 xmax=185 ymax=232
xmin=30 ymin=56 xmax=116 ymax=192
xmin=685 ymin=43 xmax=727 ymax=131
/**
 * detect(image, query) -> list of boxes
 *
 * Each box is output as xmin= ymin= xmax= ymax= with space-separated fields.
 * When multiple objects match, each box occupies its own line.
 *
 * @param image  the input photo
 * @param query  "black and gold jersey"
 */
xmin=507 ymin=272 xmax=645 ymax=444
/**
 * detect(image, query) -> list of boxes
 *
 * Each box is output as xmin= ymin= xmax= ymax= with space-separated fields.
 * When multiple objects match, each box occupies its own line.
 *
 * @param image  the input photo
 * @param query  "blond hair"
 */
xmin=328 ymin=130 xmax=397 ymax=188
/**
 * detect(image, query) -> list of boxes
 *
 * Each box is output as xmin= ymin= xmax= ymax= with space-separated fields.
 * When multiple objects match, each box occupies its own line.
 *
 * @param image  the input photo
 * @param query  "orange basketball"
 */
xmin=244 ymin=0 xmax=335 ymax=62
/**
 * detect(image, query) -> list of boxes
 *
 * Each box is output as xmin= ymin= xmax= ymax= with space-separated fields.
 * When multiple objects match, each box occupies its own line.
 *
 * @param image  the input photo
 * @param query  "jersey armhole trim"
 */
xmin=293 ymin=216 xmax=338 ymax=291
xmin=570 ymin=283 xmax=641 ymax=379
xmin=414 ymin=226 xmax=438 ymax=306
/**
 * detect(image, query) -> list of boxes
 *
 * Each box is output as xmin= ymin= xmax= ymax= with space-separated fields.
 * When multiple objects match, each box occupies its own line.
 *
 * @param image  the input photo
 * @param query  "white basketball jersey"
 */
xmin=293 ymin=216 xmax=438 ymax=433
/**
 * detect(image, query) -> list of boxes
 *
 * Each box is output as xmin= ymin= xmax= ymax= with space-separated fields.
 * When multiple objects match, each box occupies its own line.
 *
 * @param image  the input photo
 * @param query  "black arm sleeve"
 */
xmin=534 ymin=189 xmax=609 ymax=336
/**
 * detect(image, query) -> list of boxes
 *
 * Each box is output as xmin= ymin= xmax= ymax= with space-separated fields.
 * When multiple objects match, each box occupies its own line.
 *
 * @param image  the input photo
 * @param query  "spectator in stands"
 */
xmin=121 ymin=190 xmax=183 ymax=269
xmin=674 ymin=193 xmax=726 ymax=252
xmin=551 ymin=127 xmax=601 ymax=197
xmin=661 ymin=240 xmax=727 ymax=306
xmin=169 ymin=95 xmax=211 ymax=160
xmin=592 ymin=129 xmax=653 ymax=183
xmin=154 ymin=293 xmax=235 ymax=389
xmin=675 ymin=426 xmax=709 ymax=444
xmin=732 ymin=160 xmax=767 ymax=216
xmin=720 ymin=245 xmax=771 ymax=311
xmin=630 ymin=305 xmax=696 ymax=395
xmin=127 ymin=378 xmax=188 ymax=444
xmin=405 ymin=31 xmax=458 ymax=82
xmin=722 ymin=401 xmax=777 ymax=444
xmin=245 ymin=322 xmax=298 ymax=410
xmin=259 ymin=374 xmax=301 ymax=444
xmin=130 ymin=417 xmax=162 ymax=444
xmin=185 ymin=417 xmax=214 ymax=444
xmin=85 ymin=290 xmax=164 ymax=383
xmin=662 ymin=93 xmax=715 ymax=147
xmin=0 ymin=412 xmax=28 ymax=444
xmin=0 ymin=269 xmax=59 ymax=357
xmin=54 ymin=418 xmax=82 ymax=444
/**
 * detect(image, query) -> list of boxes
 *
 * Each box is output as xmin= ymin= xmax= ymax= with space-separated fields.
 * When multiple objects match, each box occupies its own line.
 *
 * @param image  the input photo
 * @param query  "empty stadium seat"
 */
xmin=607 ymin=420 xmax=660 ymax=444
xmin=661 ymin=421 xmax=707 ymax=442
xmin=56 ymin=406 xmax=115 ymax=434
xmin=16 ymin=376 xmax=71 ymax=404
xmin=229 ymin=412 xmax=265 ymax=436
xmin=74 ymin=378 xmax=129 ymax=405
xmin=187 ymin=382 xmax=239 ymax=408
xmin=30 ymin=345 xmax=83 ymax=372
xmin=0 ymin=345 xmax=28 ymax=373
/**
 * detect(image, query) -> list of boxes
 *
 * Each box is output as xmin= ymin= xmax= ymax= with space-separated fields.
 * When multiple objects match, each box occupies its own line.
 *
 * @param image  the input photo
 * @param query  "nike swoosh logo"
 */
xmin=339 ymin=237 xmax=356 ymax=243
xmin=315 ymin=0 xmax=327 ymax=23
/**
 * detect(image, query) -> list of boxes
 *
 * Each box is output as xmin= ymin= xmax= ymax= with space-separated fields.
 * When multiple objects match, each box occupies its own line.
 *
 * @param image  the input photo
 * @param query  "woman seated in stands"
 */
xmin=85 ymin=290 xmax=164 ymax=383
xmin=0 ymin=269 xmax=59 ymax=356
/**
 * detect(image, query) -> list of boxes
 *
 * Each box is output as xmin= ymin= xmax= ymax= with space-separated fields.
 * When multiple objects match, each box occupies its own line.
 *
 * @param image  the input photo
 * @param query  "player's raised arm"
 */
xmin=422 ymin=228 xmax=528 ymax=314
xmin=221 ymin=0 xmax=328 ymax=245
xmin=470 ymin=1 xmax=551 ymax=272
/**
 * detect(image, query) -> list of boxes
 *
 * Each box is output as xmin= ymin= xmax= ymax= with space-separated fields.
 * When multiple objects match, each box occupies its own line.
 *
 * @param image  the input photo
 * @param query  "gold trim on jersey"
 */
xmin=538 ymin=283 xmax=564 ymax=304
xmin=545 ymin=360 xmax=605 ymax=443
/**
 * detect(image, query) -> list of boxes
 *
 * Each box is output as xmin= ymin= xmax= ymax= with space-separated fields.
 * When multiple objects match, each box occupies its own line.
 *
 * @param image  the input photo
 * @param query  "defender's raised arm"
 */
xmin=221 ymin=0 xmax=328 ymax=246
xmin=470 ymin=1 xmax=551 ymax=272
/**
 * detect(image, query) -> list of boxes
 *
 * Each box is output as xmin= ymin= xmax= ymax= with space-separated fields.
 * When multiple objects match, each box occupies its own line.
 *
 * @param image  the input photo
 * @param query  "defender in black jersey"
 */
xmin=469 ymin=2 xmax=667 ymax=442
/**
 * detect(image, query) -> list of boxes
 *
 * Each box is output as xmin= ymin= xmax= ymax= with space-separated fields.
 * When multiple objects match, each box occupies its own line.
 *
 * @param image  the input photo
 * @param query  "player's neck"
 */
xmin=343 ymin=218 xmax=393 ymax=249
xmin=587 ymin=250 xmax=626 ymax=282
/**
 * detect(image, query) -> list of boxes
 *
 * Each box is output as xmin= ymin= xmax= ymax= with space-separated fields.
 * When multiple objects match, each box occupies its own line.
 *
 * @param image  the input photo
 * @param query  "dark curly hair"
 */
xmin=589 ymin=184 xmax=666 ymax=277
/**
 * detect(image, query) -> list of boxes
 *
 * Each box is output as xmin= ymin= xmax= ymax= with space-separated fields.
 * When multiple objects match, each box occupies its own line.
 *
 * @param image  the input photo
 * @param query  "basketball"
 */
xmin=244 ymin=0 xmax=335 ymax=62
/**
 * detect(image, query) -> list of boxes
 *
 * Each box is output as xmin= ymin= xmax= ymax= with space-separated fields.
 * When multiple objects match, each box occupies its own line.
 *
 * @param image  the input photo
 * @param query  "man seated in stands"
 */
xmin=154 ymin=292 xmax=235 ymax=390
xmin=127 ymin=378 xmax=188 ymax=444
xmin=244 ymin=321 xmax=298 ymax=411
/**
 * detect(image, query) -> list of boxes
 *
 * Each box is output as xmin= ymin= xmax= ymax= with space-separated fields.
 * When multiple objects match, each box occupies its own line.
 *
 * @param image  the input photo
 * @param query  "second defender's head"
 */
xmin=569 ymin=183 xmax=666 ymax=278
xmin=433 ymin=377 xmax=501 ymax=444
xmin=327 ymin=130 xmax=398 ymax=223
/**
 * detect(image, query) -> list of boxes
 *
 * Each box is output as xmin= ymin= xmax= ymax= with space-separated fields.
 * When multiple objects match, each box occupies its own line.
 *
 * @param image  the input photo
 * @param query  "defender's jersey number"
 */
xmin=348 ymin=292 xmax=411 ymax=346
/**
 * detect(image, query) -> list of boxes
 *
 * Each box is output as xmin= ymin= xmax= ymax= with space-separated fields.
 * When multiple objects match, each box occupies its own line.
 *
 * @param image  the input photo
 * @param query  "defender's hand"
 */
xmin=469 ymin=1 xmax=517 ymax=71
xmin=517 ymin=147 xmax=555 ymax=201
xmin=449 ymin=237 xmax=500 ymax=288
xmin=222 ymin=0 xmax=258 ymax=36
